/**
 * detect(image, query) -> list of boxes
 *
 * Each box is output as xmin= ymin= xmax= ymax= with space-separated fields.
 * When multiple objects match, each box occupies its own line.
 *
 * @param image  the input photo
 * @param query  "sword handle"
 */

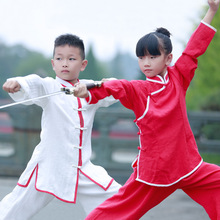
xmin=86 ymin=81 xmax=103 ymax=90
xmin=61 ymin=81 xmax=103 ymax=95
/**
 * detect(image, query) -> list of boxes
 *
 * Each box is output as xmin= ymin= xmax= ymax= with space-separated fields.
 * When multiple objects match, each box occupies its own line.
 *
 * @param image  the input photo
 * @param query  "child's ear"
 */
xmin=166 ymin=53 xmax=173 ymax=66
xmin=51 ymin=59 xmax=55 ymax=71
xmin=81 ymin=59 xmax=88 ymax=71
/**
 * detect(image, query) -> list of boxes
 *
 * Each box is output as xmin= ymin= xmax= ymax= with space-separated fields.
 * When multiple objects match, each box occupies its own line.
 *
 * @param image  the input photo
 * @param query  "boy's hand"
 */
xmin=2 ymin=80 xmax=21 ymax=93
xmin=74 ymin=83 xmax=89 ymax=98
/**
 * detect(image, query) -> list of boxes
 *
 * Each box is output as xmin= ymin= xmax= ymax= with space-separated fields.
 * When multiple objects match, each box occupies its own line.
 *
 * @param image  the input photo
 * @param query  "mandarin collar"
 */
xmin=146 ymin=71 xmax=169 ymax=84
xmin=56 ymin=76 xmax=79 ymax=87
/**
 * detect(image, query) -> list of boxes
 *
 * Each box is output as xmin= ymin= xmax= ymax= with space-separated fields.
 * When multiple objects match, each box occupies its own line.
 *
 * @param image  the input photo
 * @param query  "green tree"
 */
xmin=0 ymin=42 xmax=53 ymax=98
xmin=107 ymin=51 xmax=140 ymax=80
xmin=108 ymin=51 xmax=126 ymax=79
xmin=186 ymin=6 xmax=220 ymax=110
xmin=16 ymin=52 xmax=52 ymax=78
xmin=136 ymin=70 xmax=146 ymax=80
xmin=0 ymin=43 xmax=32 ymax=98
xmin=80 ymin=44 xmax=109 ymax=81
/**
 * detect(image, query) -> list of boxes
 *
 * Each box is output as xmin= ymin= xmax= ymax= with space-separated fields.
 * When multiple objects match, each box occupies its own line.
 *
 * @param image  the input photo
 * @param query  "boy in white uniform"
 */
xmin=0 ymin=34 xmax=121 ymax=220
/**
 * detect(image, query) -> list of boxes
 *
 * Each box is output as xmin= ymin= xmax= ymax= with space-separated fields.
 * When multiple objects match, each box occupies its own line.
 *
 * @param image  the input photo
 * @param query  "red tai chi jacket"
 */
xmin=86 ymin=21 xmax=216 ymax=186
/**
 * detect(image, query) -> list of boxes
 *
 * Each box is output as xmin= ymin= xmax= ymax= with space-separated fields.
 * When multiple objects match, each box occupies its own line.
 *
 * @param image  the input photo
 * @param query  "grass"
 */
xmin=201 ymin=153 xmax=220 ymax=165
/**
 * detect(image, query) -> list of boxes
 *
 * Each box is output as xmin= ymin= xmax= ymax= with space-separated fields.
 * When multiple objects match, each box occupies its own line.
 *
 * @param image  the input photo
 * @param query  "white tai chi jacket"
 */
xmin=8 ymin=74 xmax=117 ymax=203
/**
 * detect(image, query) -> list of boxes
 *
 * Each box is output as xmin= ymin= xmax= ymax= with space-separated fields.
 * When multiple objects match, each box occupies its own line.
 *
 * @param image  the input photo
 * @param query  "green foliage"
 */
xmin=0 ymin=42 xmax=52 ymax=98
xmin=108 ymin=51 xmax=125 ymax=79
xmin=199 ymin=91 xmax=220 ymax=140
xmin=0 ymin=43 xmax=29 ymax=98
xmin=201 ymin=123 xmax=220 ymax=140
xmin=201 ymin=153 xmax=220 ymax=164
xmin=80 ymin=45 xmax=109 ymax=81
xmin=186 ymin=7 xmax=220 ymax=110
xmin=200 ymin=90 xmax=220 ymax=111
xmin=16 ymin=53 xmax=52 ymax=78
xmin=106 ymin=51 xmax=140 ymax=80
xmin=136 ymin=70 xmax=146 ymax=80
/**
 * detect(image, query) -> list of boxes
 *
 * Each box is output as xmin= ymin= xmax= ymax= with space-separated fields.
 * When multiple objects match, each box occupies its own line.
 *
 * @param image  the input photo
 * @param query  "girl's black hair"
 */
xmin=136 ymin=27 xmax=172 ymax=57
xmin=53 ymin=34 xmax=85 ymax=59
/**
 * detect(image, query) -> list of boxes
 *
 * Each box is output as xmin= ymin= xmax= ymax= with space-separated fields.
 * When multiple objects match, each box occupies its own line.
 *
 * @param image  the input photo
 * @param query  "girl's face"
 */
xmin=138 ymin=52 xmax=172 ymax=78
xmin=51 ymin=45 xmax=88 ymax=85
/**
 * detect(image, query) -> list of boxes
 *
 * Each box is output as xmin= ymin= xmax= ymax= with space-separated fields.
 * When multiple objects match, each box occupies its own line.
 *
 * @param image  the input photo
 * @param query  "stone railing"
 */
xmin=0 ymin=105 xmax=42 ymax=176
xmin=0 ymin=105 xmax=220 ymax=179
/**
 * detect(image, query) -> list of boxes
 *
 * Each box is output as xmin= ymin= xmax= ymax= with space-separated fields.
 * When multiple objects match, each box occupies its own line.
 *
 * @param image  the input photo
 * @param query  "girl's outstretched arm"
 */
xmin=203 ymin=0 xmax=219 ymax=24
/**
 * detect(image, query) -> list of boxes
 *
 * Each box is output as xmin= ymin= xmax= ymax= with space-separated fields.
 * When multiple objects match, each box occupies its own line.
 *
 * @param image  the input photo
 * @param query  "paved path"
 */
xmin=0 ymin=177 xmax=210 ymax=220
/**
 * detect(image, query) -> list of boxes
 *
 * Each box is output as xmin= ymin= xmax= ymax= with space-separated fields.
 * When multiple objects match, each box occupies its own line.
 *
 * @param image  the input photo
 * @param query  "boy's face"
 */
xmin=51 ymin=45 xmax=87 ymax=85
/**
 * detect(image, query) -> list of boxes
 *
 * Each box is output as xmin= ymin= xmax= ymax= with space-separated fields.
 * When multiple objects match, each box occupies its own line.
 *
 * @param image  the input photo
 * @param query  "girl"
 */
xmin=74 ymin=0 xmax=220 ymax=219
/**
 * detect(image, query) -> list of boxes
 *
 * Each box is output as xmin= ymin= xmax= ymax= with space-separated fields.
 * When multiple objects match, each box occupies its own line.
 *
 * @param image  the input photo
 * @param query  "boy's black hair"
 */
xmin=136 ymin=27 xmax=172 ymax=57
xmin=53 ymin=34 xmax=85 ymax=59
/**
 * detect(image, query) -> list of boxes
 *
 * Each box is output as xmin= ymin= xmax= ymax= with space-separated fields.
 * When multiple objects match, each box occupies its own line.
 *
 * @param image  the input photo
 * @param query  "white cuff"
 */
xmin=201 ymin=20 xmax=217 ymax=32
xmin=87 ymin=91 xmax=92 ymax=104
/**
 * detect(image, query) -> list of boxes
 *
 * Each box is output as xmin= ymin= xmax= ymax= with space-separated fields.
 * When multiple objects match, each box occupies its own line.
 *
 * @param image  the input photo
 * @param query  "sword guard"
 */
xmin=61 ymin=87 xmax=75 ymax=95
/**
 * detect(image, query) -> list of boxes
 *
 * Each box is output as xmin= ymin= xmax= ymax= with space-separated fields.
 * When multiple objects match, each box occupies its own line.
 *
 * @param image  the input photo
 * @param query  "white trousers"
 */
xmin=0 ymin=171 xmax=121 ymax=220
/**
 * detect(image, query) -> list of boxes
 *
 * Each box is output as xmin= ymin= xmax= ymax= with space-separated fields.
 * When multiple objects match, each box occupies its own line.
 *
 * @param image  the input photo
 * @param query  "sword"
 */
xmin=0 ymin=81 xmax=103 ymax=110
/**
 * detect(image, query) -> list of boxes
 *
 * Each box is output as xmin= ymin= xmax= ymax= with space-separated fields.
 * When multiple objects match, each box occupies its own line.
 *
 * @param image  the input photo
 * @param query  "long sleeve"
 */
xmin=87 ymin=79 xmax=137 ymax=110
xmin=172 ymin=21 xmax=216 ymax=90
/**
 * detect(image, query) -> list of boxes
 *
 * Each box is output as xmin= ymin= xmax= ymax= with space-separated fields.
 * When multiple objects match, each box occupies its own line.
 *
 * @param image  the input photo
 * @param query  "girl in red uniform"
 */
xmin=74 ymin=0 xmax=220 ymax=219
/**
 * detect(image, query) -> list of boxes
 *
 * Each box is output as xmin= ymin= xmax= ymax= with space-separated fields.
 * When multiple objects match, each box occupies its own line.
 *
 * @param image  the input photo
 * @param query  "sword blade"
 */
xmin=0 ymin=81 xmax=103 ymax=110
xmin=0 ymin=90 xmax=64 ymax=110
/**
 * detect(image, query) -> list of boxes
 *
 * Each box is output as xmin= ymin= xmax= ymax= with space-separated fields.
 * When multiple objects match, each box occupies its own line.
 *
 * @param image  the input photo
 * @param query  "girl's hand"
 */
xmin=73 ymin=83 xmax=89 ymax=98
xmin=2 ymin=80 xmax=21 ymax=93
xmin=203 ymin=0 xmax=219 ymax=24
xmin=208 ymin=0 xmax=220 ymax=13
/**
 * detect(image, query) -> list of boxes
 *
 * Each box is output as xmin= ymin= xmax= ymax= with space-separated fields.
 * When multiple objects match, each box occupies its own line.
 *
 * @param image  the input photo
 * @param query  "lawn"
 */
xmin=201 ymin=153 xmax=220 ymax=165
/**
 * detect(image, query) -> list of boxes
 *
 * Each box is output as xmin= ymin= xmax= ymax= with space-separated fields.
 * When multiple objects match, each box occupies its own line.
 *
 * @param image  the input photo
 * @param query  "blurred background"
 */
xmin=0 ymin=1 xmax=219 ymax=219
xmin=0 ymin=0 xmax=219 ymax=110
xmin=0 ymin=0 xmax=219 ymax=183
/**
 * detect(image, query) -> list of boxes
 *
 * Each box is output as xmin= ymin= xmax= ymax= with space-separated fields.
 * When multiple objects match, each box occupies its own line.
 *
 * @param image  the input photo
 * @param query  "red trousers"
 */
xmin=86 ymin=162 xmax=220 ymax=220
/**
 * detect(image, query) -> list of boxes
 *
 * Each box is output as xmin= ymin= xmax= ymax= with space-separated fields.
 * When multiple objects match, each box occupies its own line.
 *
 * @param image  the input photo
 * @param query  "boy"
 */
xmin=0 ymin=34 xmax=121 ymax=219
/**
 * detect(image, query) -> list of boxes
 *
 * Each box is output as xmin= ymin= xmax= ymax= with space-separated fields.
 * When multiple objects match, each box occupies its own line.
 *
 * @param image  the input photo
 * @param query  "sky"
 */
xmin=0 ymin=0 xmax=207 ymax=62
